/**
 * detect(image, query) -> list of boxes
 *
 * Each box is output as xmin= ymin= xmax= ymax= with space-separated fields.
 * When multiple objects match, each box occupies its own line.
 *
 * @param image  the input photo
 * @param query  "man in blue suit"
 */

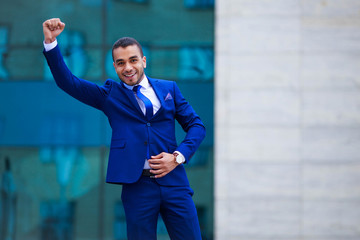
xmin=42 ymin=18 xmax=205 ymax=239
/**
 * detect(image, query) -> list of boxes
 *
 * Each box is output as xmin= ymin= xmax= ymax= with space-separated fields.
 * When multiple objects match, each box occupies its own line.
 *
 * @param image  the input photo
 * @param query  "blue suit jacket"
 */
xmin=44 ymin=45 xmax=206 ymax=186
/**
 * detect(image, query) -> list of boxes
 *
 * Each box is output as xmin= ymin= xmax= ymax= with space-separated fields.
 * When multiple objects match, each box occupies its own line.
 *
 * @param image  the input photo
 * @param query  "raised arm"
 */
xmin=43 ymin=18 xmax=111 ymax=110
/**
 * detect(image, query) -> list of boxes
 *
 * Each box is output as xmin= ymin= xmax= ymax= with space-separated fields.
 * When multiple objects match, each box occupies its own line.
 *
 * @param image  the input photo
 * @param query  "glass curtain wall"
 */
xmin=0 ymin=0 xmax=214 ymax=239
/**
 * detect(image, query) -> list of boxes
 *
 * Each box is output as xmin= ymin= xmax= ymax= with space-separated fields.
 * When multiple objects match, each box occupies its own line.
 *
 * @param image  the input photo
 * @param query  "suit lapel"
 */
xmin=118 ymin=77 xmax=169 ymax=120
xmin=148 ymin=77 xmax=166 ymax=117
xmin=119 ymin=82 xmax=145 ymax=118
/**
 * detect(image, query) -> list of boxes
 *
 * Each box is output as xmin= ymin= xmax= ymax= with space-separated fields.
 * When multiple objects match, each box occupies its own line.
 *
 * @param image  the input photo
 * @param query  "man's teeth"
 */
xmin=125 ymin=73 xmax=135 ymax=77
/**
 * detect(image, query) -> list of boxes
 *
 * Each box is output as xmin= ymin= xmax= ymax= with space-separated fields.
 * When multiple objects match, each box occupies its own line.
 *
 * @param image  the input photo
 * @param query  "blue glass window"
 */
xmin=40 ymin=201 xmax=75 ymax=240
xmin=179 ymin=46 xmax=214 ymax=81
xmin=115 ymin=0 xmax=148 ymax=3
xmin=187 ymin=146 xmax=212 ymax=167
xmin=184 ymin=0 xmax=214 ymax=8
xmin=114 ymin=202 xmax=127 ymax=240
xmin=0 ymin=26 xmax=9 ymax=80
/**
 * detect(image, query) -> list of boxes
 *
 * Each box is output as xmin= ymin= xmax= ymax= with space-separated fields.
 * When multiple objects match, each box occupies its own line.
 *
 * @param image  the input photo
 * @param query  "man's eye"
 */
xmin=117 ymin=62 xmax=124 ymax=66
xmin=131 ymin=59 xmax=137 ymax=63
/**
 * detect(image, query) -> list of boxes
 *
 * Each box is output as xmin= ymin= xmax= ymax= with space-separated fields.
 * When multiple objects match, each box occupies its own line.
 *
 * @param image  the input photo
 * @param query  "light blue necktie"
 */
xmin=133 ymin=85 xmax=153 ymax=120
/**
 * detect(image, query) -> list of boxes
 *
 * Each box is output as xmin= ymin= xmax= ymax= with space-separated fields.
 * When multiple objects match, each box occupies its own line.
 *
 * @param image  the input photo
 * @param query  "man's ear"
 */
xmin=143 ymin=56 xmax=147 ymax=68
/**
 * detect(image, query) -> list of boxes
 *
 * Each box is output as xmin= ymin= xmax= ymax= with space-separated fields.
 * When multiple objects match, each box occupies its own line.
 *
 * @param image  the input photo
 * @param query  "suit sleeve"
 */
xmin=43 ymin=45 xmax=111 ymax=110
xmin=173 ymin=82 xmax=206 ymax=163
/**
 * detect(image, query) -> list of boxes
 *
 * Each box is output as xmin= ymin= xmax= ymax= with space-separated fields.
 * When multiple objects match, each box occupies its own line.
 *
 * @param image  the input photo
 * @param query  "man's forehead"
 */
xmin=115 ymin=45 xmax=141 ymax=55
xmin=115 ymin=55 xmax=139 ymax=61
xmin=115 ymin=47 xmax=142 ymax=60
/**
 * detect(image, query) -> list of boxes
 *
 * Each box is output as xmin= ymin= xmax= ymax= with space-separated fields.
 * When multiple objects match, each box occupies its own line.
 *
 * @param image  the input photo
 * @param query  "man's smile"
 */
xmin=124 ymin=72 xmax=136 ymax=78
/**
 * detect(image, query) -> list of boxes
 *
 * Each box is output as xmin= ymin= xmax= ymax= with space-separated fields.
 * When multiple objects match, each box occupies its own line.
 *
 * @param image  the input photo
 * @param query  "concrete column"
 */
xmin=215 ymin=1 xmax=360 ymax=239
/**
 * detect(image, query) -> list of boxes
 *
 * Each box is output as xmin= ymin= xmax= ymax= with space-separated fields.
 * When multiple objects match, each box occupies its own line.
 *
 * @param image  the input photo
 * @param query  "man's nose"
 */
xmin=124 ymin=62 xmax=132 ymax=71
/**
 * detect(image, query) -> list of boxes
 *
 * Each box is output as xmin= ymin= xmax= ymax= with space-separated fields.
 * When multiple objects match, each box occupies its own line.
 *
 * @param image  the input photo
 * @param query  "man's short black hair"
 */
xmin=112 ymin=37 xmax=144 ymax=60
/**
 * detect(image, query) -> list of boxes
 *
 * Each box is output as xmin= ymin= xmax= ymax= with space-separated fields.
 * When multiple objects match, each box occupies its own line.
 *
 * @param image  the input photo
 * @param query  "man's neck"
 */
xmin=122 ymin=75 xmax=148 ymax=90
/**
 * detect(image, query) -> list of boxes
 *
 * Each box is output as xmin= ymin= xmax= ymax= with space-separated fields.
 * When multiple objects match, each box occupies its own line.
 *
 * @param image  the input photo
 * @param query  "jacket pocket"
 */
xmin=111 ymin=139 xmax=126 ymax=149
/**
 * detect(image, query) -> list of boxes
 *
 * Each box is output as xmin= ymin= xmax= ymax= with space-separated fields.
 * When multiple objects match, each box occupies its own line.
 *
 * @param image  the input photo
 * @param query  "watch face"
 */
xmin=176 ymin=155 xmax=184 ymax=164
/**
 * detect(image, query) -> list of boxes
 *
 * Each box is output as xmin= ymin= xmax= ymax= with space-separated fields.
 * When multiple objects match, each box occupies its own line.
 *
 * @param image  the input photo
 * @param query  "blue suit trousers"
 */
xmin=121 ymin=176 xmax=202 ymax=240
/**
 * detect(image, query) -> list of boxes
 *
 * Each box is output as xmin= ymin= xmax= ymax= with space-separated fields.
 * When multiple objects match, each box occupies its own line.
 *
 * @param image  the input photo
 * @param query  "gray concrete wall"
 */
xmin=215 ymin=1 xmax=360 ymax=239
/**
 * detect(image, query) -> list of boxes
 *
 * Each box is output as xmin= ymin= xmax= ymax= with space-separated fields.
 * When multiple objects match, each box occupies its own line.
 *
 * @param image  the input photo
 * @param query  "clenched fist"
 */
xmin=43 ymin=18 xmax=65 ymax=44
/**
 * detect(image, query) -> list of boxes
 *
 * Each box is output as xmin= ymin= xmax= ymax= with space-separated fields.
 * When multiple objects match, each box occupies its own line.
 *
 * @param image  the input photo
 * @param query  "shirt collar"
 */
xmin=122 ymin=75 xmax=150 ymax=91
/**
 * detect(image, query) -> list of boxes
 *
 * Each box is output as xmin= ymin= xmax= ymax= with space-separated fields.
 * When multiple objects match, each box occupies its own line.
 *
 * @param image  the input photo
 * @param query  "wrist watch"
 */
xmin=173 ymin=152 xmax=185 ymax=164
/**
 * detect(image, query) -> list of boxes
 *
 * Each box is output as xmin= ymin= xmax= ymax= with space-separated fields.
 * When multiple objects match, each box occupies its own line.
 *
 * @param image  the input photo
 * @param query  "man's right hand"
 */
xmin=43 ymin=18 xmax=65 ymax=44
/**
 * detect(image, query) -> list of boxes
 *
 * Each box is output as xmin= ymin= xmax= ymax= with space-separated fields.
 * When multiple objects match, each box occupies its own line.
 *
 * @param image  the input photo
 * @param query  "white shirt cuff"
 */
xmin=43 ymin=39 xmax=58 ymax=52
xmin=174 ymin=151 xmax=186 ymax=162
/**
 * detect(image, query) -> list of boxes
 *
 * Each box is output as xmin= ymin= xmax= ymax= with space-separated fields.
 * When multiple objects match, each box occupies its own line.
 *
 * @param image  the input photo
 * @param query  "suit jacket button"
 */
xmin=144 ymin=141 xmax=148 ymax=145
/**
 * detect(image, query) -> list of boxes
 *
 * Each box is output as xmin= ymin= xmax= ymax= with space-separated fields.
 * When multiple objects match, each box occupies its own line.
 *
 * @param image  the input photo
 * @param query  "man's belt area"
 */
xmin=142 ymin=169 xmax=156 ymax=178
